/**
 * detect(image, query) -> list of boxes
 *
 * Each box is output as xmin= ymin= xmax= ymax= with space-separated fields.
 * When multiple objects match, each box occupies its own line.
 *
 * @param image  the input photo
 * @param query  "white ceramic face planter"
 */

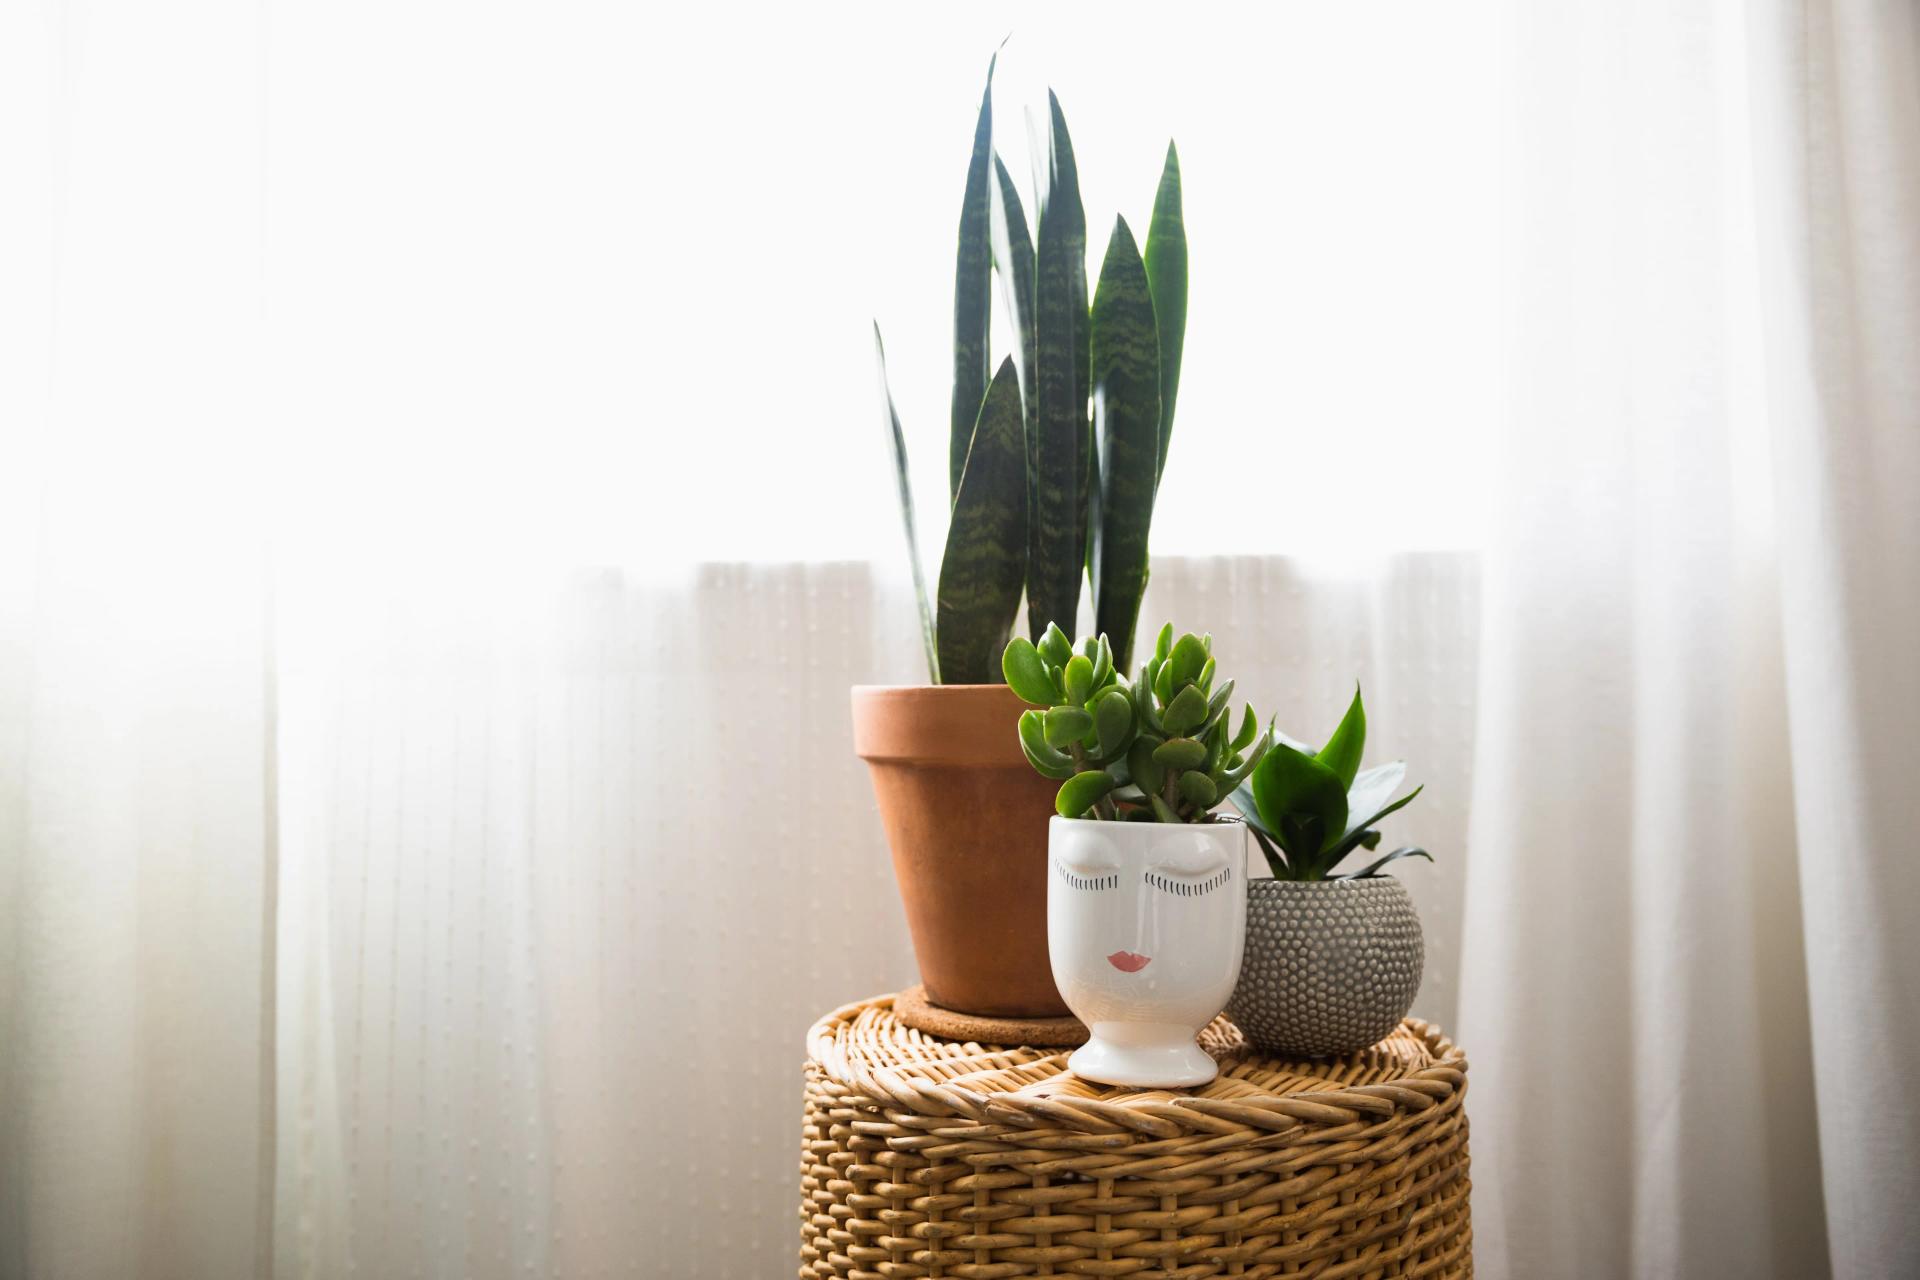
xmin=1047 ymin=815 xmax=1247 ymax=1088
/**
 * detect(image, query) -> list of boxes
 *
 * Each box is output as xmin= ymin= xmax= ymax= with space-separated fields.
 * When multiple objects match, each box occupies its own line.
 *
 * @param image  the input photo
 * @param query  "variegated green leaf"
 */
xmin=1026 ymin=92 xmax=1088 ymax=642
xmin=949 ymin=53 xmax=997 ymax=502
xmin=1143 ymin=141 xmax=1186 ymax=487
xmin=873 ymin=323 xmax=937 ymax=682
xmin=1089 ymin=217 xmax=1160 ymax=673
xmin=937 ymin=358 xmax=1028 ymax=683
xmin=989 ymin=154 xmax=1038 ymax=494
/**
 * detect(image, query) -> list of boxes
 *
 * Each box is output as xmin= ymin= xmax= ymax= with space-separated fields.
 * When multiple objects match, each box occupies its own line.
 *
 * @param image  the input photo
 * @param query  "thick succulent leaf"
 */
xmin=1093 ymin=688 xmax=1133 ymax=756
xmin=1088 ymin=216 xmax=1161 ymax=674
xmin=1143 ymin=141 xmax=1186 ymax=486
xmin=989 ymin=153 xmax=1038 ymax=493
xmin=1001 ymin=637 xmax=1055 ymax=705
xmin=1018 ymin=710 xmax=1078 ymax=779
xmin=936 ymin=358 xmax=1028 ymax=683
xmin=1062 ymin=654 xmax=1094 ymax=704
xmin=1153 ymin=737 xmax=1206 ymax=771
xmin=950 ymin=53 xmax=997 ymax=502
xmin=1317 ymin=685 xmax=1367 ymax=789
xmin=1025 ymin=103 xmax=1088 ymax=641
xmin=1336 ymin=846 xmax=1434 ymax=880
xmin=1168 ymin=633 xmax=1207 ymax=687
xmin=1178 ymin=771 xmax=1217 ymax=809
xmin=873 ymin=324 xmax=937 ymax=682
xmin=1056 ymin=769 xmax=1116 ymax=818
xmin=1248 ymin=743 xmax=1349 ymax=859
xmin=1161 ymin=684 xmax=1207 ymax=737
xmin=1343 ymin=761 xmax=1408 ymax=838
xmin=1044 ymin=705 xmax=1093 ymax=747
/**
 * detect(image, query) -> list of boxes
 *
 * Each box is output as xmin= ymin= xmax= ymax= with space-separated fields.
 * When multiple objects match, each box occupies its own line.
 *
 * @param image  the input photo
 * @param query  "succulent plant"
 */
xmin=1229 ymin=688 xmax=1432 ymax=880
xmin=1004 ymin=623 xmax=1270 ymax=823
xmin=874 ymin=52 xmax=1188 ymax=684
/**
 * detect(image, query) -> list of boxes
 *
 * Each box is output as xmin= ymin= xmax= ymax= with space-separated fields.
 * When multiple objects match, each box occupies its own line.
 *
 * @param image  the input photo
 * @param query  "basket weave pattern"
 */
xmin=800 ymin=995 xmax=1470 ymax=1278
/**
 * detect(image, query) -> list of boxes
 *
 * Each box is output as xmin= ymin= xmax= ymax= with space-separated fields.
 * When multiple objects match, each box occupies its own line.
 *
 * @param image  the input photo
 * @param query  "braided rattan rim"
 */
xmin=807 ymin=993 xmax=1467 ymax=1141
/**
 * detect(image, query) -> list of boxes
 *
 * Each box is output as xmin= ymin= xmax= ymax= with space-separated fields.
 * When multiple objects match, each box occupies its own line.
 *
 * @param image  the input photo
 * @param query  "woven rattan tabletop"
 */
xmin=800 ymin=993 xmax=1472 ymax=1278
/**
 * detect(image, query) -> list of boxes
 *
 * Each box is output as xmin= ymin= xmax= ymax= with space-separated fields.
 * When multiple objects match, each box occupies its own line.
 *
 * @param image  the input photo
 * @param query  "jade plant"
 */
xmin=1004 ymin=623 xmax=1272 ymax=822
xmin=874 ymin=51 xmax=1188 ymax=684
xmin=1229 ymin=688 xmax=1432 ymax=880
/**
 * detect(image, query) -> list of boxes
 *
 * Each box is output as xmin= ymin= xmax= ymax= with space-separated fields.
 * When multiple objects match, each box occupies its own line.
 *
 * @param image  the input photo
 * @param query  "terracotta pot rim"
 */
xmin=850 ymin=682 xmax=1039 ymax=766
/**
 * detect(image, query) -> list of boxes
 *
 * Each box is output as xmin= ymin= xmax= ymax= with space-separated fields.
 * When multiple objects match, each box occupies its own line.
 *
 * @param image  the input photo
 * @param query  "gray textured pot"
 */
xmin=1224 ymin=876 xmax=1424 ymax=1058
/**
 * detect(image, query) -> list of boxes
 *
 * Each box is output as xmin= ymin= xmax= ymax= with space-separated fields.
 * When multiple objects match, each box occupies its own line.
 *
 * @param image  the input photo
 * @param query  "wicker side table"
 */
xmin=799 ymin=994 xmax=1470 ymax=1279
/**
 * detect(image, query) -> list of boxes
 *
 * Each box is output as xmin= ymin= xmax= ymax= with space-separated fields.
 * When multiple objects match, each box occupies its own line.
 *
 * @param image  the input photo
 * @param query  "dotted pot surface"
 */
xmin=1225 ymin=876 xmax=1424 ymax=1058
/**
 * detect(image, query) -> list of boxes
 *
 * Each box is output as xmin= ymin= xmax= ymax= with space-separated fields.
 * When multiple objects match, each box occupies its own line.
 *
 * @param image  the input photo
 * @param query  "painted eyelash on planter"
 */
xmin=1052 ymin=860 xmax=1119 ymax=891
xmin=1145 ymin=867 xmax=1233 ymax=897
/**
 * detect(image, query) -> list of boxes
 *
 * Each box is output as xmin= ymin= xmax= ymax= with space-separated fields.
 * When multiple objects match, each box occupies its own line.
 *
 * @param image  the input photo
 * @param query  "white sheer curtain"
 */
xmin=1457 ymin=2 xmax=1919 ymax=1276
xmin=3 ymin=2 xmax=1917 ymax=1279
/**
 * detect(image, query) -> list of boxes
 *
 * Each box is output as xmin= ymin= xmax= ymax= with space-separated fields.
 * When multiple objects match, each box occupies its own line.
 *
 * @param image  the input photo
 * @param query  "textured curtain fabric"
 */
xmin=1456 ymin=2 xmax=1919 ymax=1277
xmin=4 ymin=2 xmax=1918 ymax=1280
xmin=262 ymin=555 xmax=1479 ymax=1279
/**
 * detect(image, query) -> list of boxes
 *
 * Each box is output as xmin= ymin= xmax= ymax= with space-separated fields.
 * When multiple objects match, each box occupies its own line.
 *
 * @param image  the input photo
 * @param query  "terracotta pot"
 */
xmin=851 ymin=684 xmax=1069 ymax=1018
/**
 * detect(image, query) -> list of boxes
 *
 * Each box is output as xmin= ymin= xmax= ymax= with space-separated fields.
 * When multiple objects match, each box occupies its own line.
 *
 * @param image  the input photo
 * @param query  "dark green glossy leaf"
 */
xmin=872 ymin=324 xmax=937 ymax=682
xmin=1089 ymin=216 xmax=1161 ymax=673
xmin=1001 ymin=637 xmax=1056 ymax=705
xmin=936 ymin=358 xmax=1028 ymax=683
xmin=989 ymin=153 xmax=1038 ymax=499
xmin=950 ymin=54 xmax=997 ymax=502
xmin=1317 ymin=685 xmax=1367 ymax=789
xmin=1249 ymin=825 xmax=1290 ymax=878
xmin=1056 ymin=769 xmax=1116 ymax=819
xmin=1143 ymin=141 xmax=1186 ymax=486
xmin=1337 ymin=846 xmax=1433 ymax=880
xmin=1248 ymin=743 xmax=1348 ymax=861
xmin=1026 ymin=91 xmax=1088 ymax=642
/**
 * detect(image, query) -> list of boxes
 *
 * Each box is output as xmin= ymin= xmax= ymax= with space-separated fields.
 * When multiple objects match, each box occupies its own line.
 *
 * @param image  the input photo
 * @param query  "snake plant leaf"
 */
xmin=1143 ymin=141 xmax=1186 ymax=486
xmin=1339 ymin=846 xmax=1433 ymax=880
xmin=1248 ymin=743 xmax=1349 ymax=860
xmin=1025 ymin=92 xmax=1088 ymax=643
xmin=936 ymin=357 xmax=1028 ymax=683
xmin=989 ymin=154 xmax=1038 ymax=489
xmin=873 ymin=324 xmax=938 ymax=682
xmin=1043 ymin=93 xmax=1094 ymax=579
xmin=1056 ymin=769 xmax=1116 ymax=819
xmin=1001 ymin=637 xmax=1055 ymax=705
xmin=950 ymin=52 xmax=997 ymax=502
xmin=1089 ymin=217 xmax=1161 ymax=673
xmin=1316 ymin=685 xmax=1367 ymax=789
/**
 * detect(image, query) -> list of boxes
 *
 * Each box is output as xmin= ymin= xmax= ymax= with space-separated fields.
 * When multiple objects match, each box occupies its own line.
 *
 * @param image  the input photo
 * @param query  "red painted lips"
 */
xmin=1107 ymin=950 xmax=1151 ymax=973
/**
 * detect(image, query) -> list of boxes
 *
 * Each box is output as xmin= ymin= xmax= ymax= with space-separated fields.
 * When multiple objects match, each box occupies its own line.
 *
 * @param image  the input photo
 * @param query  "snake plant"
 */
xmin=1004 ymin=623 xmax=1270 ymax=823
xmin=1229 ymin=688 xmax=1433 ymax=880
xmin=875 ymin=52 xmax=1188 ymax=684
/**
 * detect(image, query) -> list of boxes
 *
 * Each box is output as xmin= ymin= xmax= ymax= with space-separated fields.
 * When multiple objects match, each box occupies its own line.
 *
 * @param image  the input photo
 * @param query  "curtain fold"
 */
xmin=1457 ymin=1 xmax=1918 ymax=1276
